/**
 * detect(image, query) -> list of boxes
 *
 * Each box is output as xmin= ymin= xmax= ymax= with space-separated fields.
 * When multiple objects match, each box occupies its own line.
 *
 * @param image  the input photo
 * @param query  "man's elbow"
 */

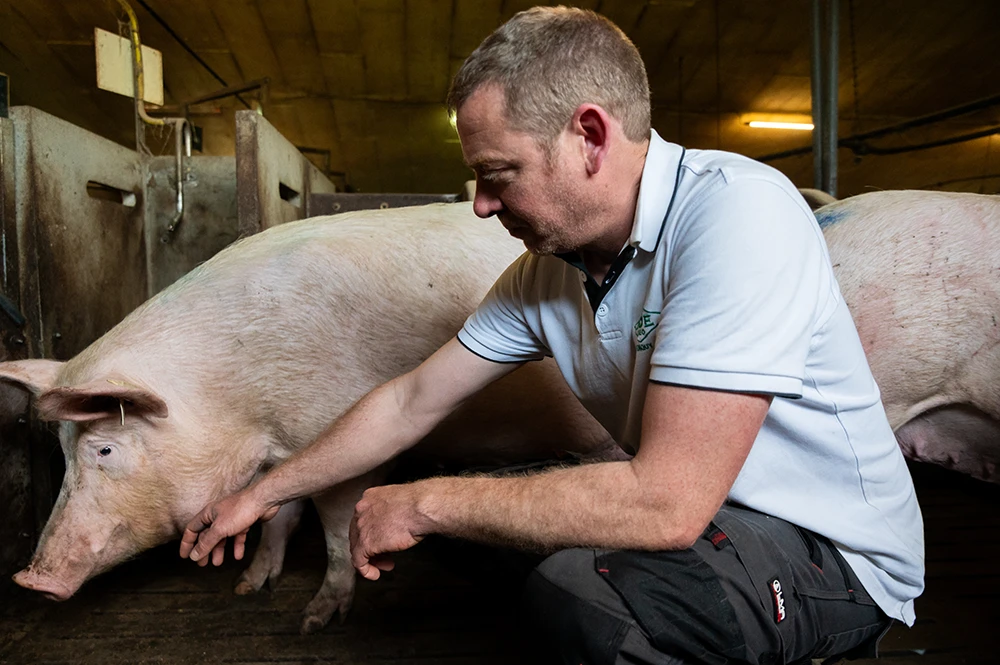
xmin=660 ymin=521 xmax=703 ymax=551
xmin=671 ymin=521 xmax=704 ymax=550
xmin=640 ymin=510 xmax=705 ymax=551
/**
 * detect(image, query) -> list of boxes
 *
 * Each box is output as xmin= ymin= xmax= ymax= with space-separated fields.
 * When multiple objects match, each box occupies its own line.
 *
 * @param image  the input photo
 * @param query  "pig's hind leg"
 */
xmin=301 ymin=468 xmax=387 ymax=634
xmin=234 ymin=499 xmax=305 ymax=595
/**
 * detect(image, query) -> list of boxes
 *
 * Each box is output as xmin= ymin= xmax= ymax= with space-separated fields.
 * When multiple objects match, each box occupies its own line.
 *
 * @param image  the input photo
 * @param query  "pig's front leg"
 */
xmin=301 ymin=467 xmax=388 ymax=635
xmin=233 ymin=499 xmax=305 ymax=595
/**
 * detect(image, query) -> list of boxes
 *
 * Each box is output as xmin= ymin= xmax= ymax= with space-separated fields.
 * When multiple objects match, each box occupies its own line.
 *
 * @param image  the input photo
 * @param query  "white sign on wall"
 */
xmin=95 ymin=27 xmax=164 ymax=106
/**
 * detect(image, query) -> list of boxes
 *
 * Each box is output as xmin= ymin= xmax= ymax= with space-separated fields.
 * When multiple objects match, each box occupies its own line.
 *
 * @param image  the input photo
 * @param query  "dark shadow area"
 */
xmin=1 ymin=460 xmax=996 ymax=664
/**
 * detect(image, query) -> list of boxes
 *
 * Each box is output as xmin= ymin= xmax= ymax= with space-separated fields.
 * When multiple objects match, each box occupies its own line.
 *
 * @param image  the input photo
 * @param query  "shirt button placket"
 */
xmin=595 ymin=302 xmax=609 ymax=332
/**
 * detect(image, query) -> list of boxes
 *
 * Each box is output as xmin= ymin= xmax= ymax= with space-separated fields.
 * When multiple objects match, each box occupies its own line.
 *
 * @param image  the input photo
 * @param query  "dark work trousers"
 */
xmin=520 ymin=504 xmax=893 ymax=665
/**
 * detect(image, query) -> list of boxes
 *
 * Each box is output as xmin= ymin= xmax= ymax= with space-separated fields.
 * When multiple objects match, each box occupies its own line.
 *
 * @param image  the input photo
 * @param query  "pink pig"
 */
xmin=818 ymin=190 xmax=1000 ymax=482
xmin=2 ymin=202 xmax=615 ymax=633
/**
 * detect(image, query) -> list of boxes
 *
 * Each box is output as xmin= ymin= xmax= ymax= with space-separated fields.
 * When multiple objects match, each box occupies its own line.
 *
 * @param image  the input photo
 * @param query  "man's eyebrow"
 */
xmin=466 ymin=158 xmax=510 ymax=171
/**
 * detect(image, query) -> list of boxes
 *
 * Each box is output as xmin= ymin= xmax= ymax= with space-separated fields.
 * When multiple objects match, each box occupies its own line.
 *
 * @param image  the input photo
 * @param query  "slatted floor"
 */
xmin=1 ymin=463 xmax=997 ymax=665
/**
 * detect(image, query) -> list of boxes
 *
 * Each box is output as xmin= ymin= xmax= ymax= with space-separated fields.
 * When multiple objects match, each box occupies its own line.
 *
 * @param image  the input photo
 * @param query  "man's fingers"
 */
xmin=178 ymin=529 xmax=199 ymax=558
xmin=356 ymin=561 xmax=381 ymax=581
xmin=179 ymin=507 xmax=215 ymax=558
xmin=233 ymin=532 xmax=247 ymax=561
xmin=187 ymin=526 xmax=220 ymax=562
xmin=370 ymin=554 xmax=396 ymax=572
xmin=211 ymin=540 xmax=226 ymax=566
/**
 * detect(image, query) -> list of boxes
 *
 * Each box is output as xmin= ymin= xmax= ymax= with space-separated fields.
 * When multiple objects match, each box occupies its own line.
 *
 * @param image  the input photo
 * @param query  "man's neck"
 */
xmin=579 ymin=231 xmax=630 ymax=284
xmin=577 ymin=139 xmax=649 ymax=284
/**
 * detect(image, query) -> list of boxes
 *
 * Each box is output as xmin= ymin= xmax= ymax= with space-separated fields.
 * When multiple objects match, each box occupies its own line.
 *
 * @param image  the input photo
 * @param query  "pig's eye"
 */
xmin=98 ymin=446 xmax=113 ymax=457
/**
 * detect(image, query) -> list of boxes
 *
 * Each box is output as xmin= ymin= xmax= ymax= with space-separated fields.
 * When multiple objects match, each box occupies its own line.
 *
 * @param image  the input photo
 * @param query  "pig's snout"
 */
xmin=12 ymin=567 xmax=76 ymax=601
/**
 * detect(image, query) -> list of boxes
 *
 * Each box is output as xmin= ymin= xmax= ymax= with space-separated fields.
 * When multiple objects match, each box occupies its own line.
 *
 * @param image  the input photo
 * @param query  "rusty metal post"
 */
xmin=810 ymin=0 xmax=824 ymax=191
xmin=0 ymin=113 xmax=35 ymax=588
xmin=810 ymin=0 xmax=840 ymax=197
xmin=235 ymin=110 xmax=337 ymax=237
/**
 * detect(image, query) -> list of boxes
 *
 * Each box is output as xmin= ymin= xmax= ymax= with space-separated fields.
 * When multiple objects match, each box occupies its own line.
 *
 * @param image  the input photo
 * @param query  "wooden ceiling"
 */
xmin=1 ymin=0 xmax=999 ymax=196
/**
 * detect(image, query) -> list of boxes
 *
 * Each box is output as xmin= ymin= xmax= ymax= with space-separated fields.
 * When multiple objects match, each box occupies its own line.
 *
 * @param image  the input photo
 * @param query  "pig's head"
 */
xmin=1 ymin=360 xmax=183 ymax=601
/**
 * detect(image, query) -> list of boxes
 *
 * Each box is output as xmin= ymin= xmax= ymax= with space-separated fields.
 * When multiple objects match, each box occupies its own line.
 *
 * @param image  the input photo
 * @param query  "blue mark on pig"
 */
xmin=815 ymin=208 xmax=849 ymax=229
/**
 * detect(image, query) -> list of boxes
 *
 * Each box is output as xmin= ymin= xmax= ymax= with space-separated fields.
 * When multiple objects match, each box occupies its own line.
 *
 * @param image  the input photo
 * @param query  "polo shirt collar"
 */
xmin=630 ymin=129 xmax=686 ymax=253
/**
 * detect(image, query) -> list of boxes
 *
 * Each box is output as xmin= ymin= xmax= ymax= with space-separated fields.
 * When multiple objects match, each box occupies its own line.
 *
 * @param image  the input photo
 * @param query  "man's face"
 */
xmin=456 ymin=85 xmax=590 ymax=255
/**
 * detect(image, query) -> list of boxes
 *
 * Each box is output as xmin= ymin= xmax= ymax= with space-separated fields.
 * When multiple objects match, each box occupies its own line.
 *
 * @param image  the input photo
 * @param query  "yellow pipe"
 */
xmin=116 ymin=0 xmax=188 ymax=239
xmin=116 ymin=0 xmax=166 ymax=126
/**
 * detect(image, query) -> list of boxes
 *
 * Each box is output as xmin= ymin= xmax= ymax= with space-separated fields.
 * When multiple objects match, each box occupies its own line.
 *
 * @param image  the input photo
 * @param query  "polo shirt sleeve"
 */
xmin=458 ymin=252 xmax=549 ymax=363
xmin=649 ymin=178 xmax=828 ymax=397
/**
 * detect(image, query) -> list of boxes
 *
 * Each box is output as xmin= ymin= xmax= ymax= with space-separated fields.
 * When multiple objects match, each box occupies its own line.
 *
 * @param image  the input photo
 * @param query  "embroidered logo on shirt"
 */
xmin=633 ymin=308 xmax=660 ymax=351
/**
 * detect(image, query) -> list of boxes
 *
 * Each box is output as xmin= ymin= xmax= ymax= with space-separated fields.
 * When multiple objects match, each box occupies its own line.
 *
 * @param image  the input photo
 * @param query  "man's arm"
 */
xmin=351 ymin=382 xmax=772 ymax=578
xmin=179 ymin=337 xmax=520 ymax=565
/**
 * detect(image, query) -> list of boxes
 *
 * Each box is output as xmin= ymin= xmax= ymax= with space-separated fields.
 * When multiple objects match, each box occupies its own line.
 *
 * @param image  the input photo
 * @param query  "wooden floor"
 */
xmin=1 ymin=463 xmax=997 ymax=665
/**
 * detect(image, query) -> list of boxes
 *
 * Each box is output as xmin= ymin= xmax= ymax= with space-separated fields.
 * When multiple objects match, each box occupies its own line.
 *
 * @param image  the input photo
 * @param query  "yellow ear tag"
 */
xmin=107 ymin=380 xmax=128 ymax=425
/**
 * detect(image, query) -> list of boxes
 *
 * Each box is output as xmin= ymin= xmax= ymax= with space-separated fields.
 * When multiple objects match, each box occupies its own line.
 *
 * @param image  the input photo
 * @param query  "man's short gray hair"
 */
xmin=447 ymin=6 xmax=651 ymax=144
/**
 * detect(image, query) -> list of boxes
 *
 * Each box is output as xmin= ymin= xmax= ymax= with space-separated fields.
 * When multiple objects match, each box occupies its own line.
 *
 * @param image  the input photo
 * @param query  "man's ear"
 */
xmin=572 ymin=104 xmax=612 ymax=175
xmin=36 ymin=377 xmax=168 ymax=422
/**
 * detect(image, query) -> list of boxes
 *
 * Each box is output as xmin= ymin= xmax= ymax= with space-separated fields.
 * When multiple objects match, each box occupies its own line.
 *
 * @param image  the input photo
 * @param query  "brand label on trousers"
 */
xmin=769 ymin=577 xmax=786 ymax=623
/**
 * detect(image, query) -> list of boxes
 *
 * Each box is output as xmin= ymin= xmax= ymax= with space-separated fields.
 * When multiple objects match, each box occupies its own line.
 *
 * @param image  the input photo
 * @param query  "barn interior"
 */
xmin=0 ymin=0 xmax=998 ymax=663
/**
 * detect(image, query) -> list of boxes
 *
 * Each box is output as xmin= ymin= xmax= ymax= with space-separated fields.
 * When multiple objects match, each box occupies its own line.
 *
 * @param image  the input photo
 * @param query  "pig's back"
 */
xmin=819 ymin=191 xmax=1000 ymax=427
xmin=71 ymin=204 xmax=530 ymax=439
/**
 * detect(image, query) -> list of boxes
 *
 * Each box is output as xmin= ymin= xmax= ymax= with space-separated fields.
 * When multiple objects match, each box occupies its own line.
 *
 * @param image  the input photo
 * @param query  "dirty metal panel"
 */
xmin=11 ymin=107 xmax=148 ymax=362
xmin=146 ymin=155 xmax=239 ymax=295
xmin=1 ymin=117 xmax=16 ymax=298
xmin=235 ymin=110 xmax=337 ymax=237
xmin=0 ymin=115 xmax=34 ymax=589
xmin=0 ymin=379 xmax=34 ymax=593
xmin=12 ymin=107 xmax=148 ymax=533
xmin=309 ymin=192 xmax=459 ymax=216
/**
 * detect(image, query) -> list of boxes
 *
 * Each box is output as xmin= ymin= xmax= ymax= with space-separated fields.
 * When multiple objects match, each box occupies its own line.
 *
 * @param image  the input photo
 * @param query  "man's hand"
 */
xmin=179 ymin=488 xmax=280 ymax=566
xmin=350 ymin=483 xmax=433 ymax=581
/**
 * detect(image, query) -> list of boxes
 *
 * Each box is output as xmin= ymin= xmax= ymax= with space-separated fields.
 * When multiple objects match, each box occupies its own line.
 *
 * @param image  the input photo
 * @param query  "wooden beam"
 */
xmin=320 ymin=53 xmax=366 ymax=98
xmin=450 ymin=0 xmax=502 ymax=59
xmin=359 ymin=0 xmax=406 ymax=97
xmin=597 ymin=0 xmax=646 ymax=36
xmin=209 ymin=0 xmax=283 ymax=85
xmin=0 ymin=3 xmax=114 ymax=136
xmin=405 ymin=0 xmax=451 ymax=103
xmin=257 ymin=0 xmax=325 ymax=95
xmin=307 ymin=0 xmax=362 ymax=54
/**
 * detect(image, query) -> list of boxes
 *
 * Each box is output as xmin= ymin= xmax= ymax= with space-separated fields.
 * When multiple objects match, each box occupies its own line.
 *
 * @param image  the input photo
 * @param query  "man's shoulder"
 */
xmin=677 ymin=148 xmax=795 ymax=195
xmin=671 ymin=148 xmax=808 ymax=219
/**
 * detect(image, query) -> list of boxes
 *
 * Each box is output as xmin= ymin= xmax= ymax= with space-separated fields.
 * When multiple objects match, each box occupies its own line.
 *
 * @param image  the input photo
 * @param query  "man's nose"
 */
xmin=473 ymin=186 xmax=503 ymax=219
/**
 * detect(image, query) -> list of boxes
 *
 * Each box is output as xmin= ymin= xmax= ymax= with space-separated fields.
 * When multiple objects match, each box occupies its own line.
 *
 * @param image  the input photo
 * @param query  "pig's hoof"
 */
xmin=300 ymin=596 xmax=351 ymax=634
xmin=300 ymin=615 xmax=327 ymax=635
xmin=234 ymin=568 xmax=276 ymax=595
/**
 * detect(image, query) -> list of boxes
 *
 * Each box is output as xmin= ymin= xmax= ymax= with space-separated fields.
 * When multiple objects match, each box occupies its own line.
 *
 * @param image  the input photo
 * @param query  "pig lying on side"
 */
xmin=819 ymin=190 xmax=1000 ymax=481
xmin=1 ymin=202 xmax=615 ymax=633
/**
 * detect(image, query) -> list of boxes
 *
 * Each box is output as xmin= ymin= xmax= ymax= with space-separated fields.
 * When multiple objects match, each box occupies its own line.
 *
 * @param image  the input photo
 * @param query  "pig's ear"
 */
xmin=0 ymin=359 xmax=65 ymax=396
xmin=36 ymin=378 xmax=168 ymax=422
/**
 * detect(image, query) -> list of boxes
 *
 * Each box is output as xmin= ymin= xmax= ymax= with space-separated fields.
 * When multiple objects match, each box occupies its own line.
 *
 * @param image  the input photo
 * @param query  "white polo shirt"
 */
xmin=457 ymin=129 xmax=924 ymax=625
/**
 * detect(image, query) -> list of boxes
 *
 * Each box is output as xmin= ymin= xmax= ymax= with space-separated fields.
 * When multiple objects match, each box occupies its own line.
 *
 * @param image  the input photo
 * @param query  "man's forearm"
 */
xmin=251 ymin=378 xmax=437 ymax=509
xmin=415 ymin=460 xmax=701 ymax=552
